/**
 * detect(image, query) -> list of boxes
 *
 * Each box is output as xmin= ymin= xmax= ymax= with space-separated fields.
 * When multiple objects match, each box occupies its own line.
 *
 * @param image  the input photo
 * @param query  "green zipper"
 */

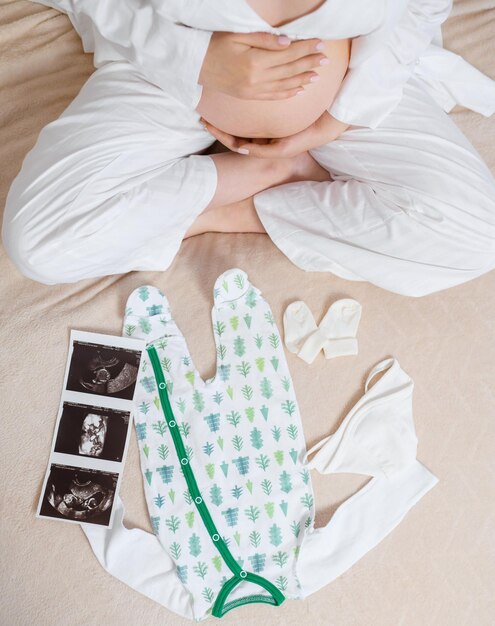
xmin=147 ymin=345 xmax=285 ymax=618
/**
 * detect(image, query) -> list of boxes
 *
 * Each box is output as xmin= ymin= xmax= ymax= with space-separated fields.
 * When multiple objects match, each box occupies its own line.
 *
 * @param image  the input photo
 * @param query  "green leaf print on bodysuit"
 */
xmin=260 ymin=377 xmax=273 ymax=399
xmin=154 ymin=494 xmax=165 ymax=509
xmin=124 ymin=270 xmax=315 ymax=618
xmin=234 ymin=336 xmax=246 ymax=357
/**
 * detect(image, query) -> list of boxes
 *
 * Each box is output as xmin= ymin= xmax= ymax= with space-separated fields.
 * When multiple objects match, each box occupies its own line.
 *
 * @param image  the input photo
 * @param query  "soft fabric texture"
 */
xmin=112 ymin=269 xmax=312 ymax=618
xmin=254 ymin=73 xmax=495 ymax=297
xmin=2 ymin=1 xmax=495 ymax=295
xmin=283 ymin=302 xmax=319 ymax=355
xmin=303 ymin=358 xmax=418 ymax=477
xmin=1 ymin=1 xmax=495 ymax=625
xmin=283 ymin=298 xmax=362 ymax=364
xmin=296 ymin=299 xmax=362 ymax=364
xmin=322 ymin=300 xmax=362 ymax=360
xmin=82 ymin=271 xmax=437 ymax=620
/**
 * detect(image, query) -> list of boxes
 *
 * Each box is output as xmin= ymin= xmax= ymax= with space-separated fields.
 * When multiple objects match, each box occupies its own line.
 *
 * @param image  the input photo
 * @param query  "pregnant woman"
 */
xmin=3 ymin=0 xmax=495 ymax=296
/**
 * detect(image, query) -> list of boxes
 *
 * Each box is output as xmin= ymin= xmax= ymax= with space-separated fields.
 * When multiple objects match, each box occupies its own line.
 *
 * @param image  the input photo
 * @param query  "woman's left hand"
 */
xmin=200 ymin=112 xmax=350 ymax=158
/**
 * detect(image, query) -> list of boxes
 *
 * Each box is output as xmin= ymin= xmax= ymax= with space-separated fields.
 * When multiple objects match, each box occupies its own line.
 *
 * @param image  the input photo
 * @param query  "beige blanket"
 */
xmin=1 ymin=1 xmax=494 ymax=624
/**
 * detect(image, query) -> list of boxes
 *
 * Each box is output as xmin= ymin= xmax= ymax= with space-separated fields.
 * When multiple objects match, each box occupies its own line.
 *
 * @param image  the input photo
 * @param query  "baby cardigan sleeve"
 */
xmin=34 ymin=0 xmax=212 ymax=110
xmin=329 ymin=0 xmax=453 ymax=128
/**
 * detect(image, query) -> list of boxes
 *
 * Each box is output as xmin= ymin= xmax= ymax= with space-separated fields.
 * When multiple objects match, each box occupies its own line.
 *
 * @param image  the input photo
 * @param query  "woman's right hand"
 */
xmin=198 ymin=31 xmax=330 ymax=100
xmin=199 ymin=112 xmax=349 ymax=158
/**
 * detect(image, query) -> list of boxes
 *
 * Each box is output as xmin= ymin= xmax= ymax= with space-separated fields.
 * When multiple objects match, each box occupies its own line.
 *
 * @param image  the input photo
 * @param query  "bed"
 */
xmin=1 ymin=1 xmax=494 ymax=624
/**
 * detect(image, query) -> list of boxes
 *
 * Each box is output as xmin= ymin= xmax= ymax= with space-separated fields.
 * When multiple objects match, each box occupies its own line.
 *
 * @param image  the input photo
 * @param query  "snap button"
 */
xmin=169 ymin=420 xmax=176 ymax=427
xmin=239 ymin=570 xmax=247 ymax=578
xmin=181 ymin=458 xmax=188 ymax=465
xmin=195 ymin=496 xmax=203 ymax=504
xmin=158 ymin=382 xmax=166 ymax=389
xmin=212 ymin=533 xmax=220 ymax=542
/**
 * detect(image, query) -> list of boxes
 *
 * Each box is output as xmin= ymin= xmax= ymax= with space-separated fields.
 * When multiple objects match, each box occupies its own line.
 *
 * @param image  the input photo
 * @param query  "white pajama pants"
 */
xmin=3 ymin=60 xmax=495 ymax=296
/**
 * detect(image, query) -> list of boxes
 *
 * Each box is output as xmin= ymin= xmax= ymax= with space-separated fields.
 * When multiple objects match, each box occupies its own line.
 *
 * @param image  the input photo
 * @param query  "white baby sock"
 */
xmin=284 ymin=299 xmax=362 ymax=364
xmin=322 ymin=298 xmax=362 ymax=359
xmin=283 ymin=301 xmax=318 ymax=354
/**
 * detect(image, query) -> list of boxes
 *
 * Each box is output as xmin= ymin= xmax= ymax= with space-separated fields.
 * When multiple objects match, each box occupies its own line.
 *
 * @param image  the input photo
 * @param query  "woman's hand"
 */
xmin=200 ymin=112 xmax=350 ymax=158
xmin=198 ymin=32 xmax=330 ymax=100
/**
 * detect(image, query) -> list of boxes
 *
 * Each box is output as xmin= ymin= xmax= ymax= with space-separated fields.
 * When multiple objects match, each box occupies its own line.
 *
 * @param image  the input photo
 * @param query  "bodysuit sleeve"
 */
xmin=329 ymin=0 xmax=453 ymax=128
xmin=81 ymin=495 xmax=195 ymax=619
xmin=32 ymin=0 xmax=212 ymax=109
xmin=295 ymin=358 xmax=439 ymax=597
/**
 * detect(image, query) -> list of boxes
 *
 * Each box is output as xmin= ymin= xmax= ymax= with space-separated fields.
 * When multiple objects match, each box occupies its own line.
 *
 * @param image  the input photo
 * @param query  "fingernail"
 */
xmin=278 ymin=35 xmax=290 ymax=45
xmin=319 ymin=58 xmax=330 ymax=65
xmin=296 ymin=89 xmax=306 ymax=95
xmin=315 ymin=41 xmax=324 ymax=51
xmin=238 ymin=148 xmax=250 ymax=155
xmin=310 ymin=75 xmax=321 ymax=82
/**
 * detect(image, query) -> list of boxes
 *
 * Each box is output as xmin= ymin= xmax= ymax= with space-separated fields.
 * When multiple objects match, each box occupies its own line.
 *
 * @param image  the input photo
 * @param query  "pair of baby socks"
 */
xmin=283 ymin=299 xmax=362 ymax=364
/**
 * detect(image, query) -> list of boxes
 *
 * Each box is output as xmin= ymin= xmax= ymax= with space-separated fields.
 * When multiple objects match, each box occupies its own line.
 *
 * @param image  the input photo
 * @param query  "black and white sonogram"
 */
xmin=54 ymin=402 xmax=130 ymax=462
xmin=66 ymin=340 xmax=141 ymax=400
xmin=39 ymin=464 xmax=118 ymax=526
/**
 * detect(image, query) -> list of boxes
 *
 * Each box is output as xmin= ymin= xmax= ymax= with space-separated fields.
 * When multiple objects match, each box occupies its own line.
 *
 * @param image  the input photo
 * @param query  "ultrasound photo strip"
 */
xmin=37 ymin=329 xmax=145 ymax=528
xmin=65 ymin=336 xmax=143 ymax=402
xmin=54 ymin=402 xmax=131 ymax=463
xmin=38 ymin=464 xmax=119 ymax=527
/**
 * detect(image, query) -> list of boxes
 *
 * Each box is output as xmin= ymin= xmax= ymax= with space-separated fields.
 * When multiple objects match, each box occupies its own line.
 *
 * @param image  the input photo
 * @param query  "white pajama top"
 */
xmin=39 ymin=0 xmax=495 ymax=126
xmin=6 ymin=0 xmax=494 ymax=292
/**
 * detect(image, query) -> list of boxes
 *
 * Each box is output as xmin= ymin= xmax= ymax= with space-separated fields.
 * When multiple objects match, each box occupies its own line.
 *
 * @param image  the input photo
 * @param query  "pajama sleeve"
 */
xmin=33 ymin=0 xmax=212 ymax=109
xmin=329 ymin=0 xmax=453 ymax=128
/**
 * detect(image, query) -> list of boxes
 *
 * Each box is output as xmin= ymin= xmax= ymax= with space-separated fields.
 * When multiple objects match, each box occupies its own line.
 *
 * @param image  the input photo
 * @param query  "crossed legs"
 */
xmin=4 ymin=61 xmax=494 ymax=294
xmin=185 ymin=148 xmax=330 ymax=237
xmin=2 ymin=60 xmax=330 ymax=283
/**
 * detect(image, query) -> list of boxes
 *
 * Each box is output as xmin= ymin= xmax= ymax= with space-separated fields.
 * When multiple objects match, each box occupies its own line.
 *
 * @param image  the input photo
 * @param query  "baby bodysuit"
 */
xmin=81 ymin=268 xmax=438 ymax=620
xmin=124 ymin=269 xmax=313 ymax=617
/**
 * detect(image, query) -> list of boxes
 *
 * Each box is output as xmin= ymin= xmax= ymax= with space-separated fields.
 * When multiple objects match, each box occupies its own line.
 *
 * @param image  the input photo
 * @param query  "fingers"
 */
xmin=253 ymin=88 xmax=306 ymax=100
xmin=199 ymin=119 xmax=246 ymax=153
xmin=238 ymin=32 xmax=325 ymax=64
xmin=272 ymin=38 xmax=327 ymax=65
xmin=199 ymin=117 xmax=284 ymax=157
xmin=246 ymin=41 xmax=327 ymax=93
xmin=269 ymin=53 xmax=328 ymax=81
xmin=269 ymin=72 xmax=321 ymax=93
xmin=239 ymin=33 xmax=327 ymax=74
xmin=254 ymin=66 xmax=323 ymax=99
xmin=235 ymin=31 xmax=293 ymax=50
xmin=236 ymin=141 xmax=287 ymax=159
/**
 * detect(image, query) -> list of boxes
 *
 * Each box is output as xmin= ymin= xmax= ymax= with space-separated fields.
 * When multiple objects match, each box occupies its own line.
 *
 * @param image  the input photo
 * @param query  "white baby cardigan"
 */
xmin=81 ymin=269 xmax=438 ymax=620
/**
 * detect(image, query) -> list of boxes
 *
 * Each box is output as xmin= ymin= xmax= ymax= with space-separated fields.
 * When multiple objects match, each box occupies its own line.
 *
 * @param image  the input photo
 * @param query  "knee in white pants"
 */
xmin=3 ymin=225 xmax=51 ymax=285
xmin=2 ymin=200 xmax=69 ymax=285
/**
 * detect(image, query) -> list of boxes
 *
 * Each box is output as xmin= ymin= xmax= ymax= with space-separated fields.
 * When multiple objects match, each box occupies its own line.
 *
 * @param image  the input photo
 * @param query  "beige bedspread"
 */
xmin=1 ymin=1 xmax=494 ymax=624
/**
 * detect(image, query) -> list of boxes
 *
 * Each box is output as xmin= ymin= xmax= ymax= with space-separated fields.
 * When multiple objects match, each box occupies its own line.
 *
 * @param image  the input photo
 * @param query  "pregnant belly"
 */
xmin=197 ymin=38 xmax=351 ymax=139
